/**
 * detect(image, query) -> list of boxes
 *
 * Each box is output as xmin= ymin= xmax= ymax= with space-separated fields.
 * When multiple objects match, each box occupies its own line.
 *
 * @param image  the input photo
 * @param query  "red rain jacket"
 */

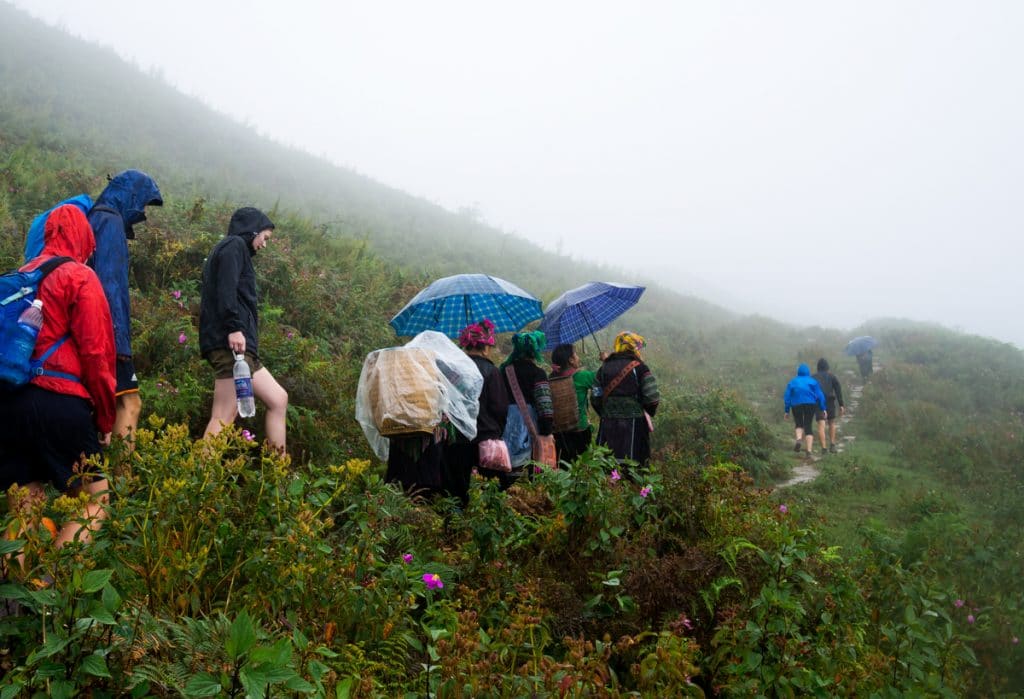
xmin=20 ymin=205 xmax=117 ymax=434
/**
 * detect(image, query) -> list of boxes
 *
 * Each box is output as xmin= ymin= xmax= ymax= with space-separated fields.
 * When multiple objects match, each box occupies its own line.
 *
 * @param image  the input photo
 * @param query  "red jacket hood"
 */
xmin=42 ymin=204 xmax=95 ymax=263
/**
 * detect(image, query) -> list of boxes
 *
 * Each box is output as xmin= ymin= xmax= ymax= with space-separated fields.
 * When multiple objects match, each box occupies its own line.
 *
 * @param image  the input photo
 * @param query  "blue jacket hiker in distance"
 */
xmin=783 ymin=363 xmax=827 ymax=455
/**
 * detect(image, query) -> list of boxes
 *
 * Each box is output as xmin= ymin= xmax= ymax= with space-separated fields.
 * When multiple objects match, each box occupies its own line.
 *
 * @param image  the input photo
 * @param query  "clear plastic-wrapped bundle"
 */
xmin=356 ymin=331 xmax=483 ymax=461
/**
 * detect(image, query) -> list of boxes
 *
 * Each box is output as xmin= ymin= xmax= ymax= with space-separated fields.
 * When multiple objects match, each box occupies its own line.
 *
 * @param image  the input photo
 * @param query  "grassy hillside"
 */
xmin=0 ymin=2 xmax=1022 ymax=695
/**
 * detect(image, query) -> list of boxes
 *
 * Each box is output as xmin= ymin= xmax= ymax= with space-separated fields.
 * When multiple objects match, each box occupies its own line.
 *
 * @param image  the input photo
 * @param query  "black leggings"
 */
xmin=791 ymin=404 xmax=816 ymax=432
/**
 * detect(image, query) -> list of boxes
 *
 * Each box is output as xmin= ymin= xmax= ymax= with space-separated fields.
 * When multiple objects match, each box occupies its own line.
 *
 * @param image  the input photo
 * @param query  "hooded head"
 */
xmin=94 ymin=169 xmax=163 ymax=238
xmin=816 ymin=358 xmax=830 ymax=372
xmin=797 ymin=363 xmax=811 ymax=376
xmin=43 ymin=204 xmax=95 ymax=263
xmin=227 ymin=207 xmax=275 ymax=254
xmin=458 ymin=318 xmax=496 ymax=350
xmin=501 ymin=330 xmax=546 ymax=368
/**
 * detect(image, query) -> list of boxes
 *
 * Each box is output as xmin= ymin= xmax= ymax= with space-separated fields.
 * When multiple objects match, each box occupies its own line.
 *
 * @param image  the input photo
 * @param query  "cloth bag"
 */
xmin=504 ymin=366 xmax=558 ymax=470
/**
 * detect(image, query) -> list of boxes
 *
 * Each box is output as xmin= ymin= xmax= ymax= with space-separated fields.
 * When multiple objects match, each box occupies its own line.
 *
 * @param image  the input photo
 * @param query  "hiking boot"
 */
xmin=829 ymin=444 xmax=838 ymax=454
xmin=794 ymin=441 xmax=802 ymax=452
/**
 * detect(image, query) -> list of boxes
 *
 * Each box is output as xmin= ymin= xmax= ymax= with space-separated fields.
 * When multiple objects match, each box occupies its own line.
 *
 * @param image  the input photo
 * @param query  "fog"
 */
xmin=12 ymin=1 xmax=1024 ymax=347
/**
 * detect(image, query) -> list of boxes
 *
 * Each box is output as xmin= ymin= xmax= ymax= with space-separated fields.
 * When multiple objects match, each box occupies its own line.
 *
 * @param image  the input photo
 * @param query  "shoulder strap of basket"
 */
xmin=504 ymin=365 xmax=539 ymax=439
xmin=603 ymin=360 xmax=641 ymax=398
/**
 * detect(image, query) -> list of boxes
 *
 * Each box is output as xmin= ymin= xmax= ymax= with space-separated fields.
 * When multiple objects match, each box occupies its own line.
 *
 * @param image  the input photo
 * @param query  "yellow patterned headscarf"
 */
xmin=613 ymin=331 xmax=645 ymax=358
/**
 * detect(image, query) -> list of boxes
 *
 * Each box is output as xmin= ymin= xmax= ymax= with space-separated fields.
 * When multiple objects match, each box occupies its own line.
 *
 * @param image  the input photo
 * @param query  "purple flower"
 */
xmin=954 ymin=599 xmax=965 ymax=608
xmin=779 ymin=504 xmax=788 ymax=514
xmin=287 ymin=331 xmax=294 ymax=339
xmin=967 ymin=614 xmax=976 ymax=624
xmin=639 ymin=485 xmax=652 ymax=498
xmin=402 ymin=553 xmax=413 ymax=564
xmin=178 ymin=332 xmax=187 ymax=344
xmin=682 ymin=616 xmax=694 ymax=630
xmin=610 ymin=469 xmax=621 ymax=482
xmin=171 ymin=290 xmax=182 ymax=300
xmin=423 ymin=573 xmax=444 ymax=590
xmin=241 ymin=429 xmax=255 ymax=442
xmin=1013 ymin=636 xmax=1019 ymax=645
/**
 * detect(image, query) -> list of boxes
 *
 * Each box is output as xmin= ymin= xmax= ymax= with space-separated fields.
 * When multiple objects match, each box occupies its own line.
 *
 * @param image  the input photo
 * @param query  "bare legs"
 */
xmin=203 ymin=368 xmax=289 ymax=452
xmin=112 ymin=391 xmax=142 ymax=444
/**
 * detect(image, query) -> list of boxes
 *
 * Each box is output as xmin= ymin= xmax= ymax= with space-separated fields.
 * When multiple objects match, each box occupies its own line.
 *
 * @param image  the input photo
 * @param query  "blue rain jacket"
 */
xmin=89 ymin=170 xmax=162 ymax=356
xmin=784 ymin=363 xmax=827 ymax=413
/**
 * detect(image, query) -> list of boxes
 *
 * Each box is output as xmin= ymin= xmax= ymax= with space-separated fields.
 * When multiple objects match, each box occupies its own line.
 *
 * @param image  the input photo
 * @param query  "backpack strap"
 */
xmin=505 ymin=365 xmax=539 ymax=440
xmin=24 ymin=256 xmax=80 ymax=384
xmin=603 ymin=360 xmax=641 ymax=398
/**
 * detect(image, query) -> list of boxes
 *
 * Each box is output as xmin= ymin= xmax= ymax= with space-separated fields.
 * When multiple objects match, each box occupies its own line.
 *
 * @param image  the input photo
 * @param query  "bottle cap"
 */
xmin=31 ymin=299 xmax=43 ymax=309
xmin=234 ymin=352 xmax=245 ymax=361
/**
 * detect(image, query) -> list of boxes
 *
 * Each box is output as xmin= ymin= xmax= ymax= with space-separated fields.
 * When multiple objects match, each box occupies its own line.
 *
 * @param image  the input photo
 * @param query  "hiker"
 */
xmin=88 ymin=169 xmax=163 ymax=442
xmin=199 ymin=207 xmax=288 ymax=452
xmin=591 ymin=332 xmax=660 ymax=470
xmin=812 ymin=358 xmax=845 ymax=454
xmin=857 ymin=350 xmax=873 ymax=380
xmin=0 ymin=205 xmax=117 ymax=550
xmin=548 ymin=344 xmax=603 ymax=464
xmin=783 ymin=363 xmax=827 ymax=455
xmin=499 ymin=331 xmax=553 ymax=486
xmin=441 ymin=319 xmax=509 ymax=505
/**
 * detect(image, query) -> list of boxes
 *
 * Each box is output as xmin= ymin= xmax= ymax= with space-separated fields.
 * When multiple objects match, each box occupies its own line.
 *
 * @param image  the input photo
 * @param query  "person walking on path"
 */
xmin=548 ymin=343 xmax=603 ymax=464
xmin=499 ymin=330 xmax=553 ymax=487
xmin=88 ymin=169 xmax=162 ymax=443
xmin=591 ymin=332 xmax=660 ymax=471
xmin=784 ymin=363 xmax=827 ymax=456
xmin=199 ymin=207 xmax=288 ymax=452
xmin=0 ymin=205 xmax=117 ymax=551
xmin=442 ymin=319 xmax=509 ymax=506
xmin=812 ymin=358 xmax=845 ymax=454
xmin=857 ymin=349 xmax=873 ymax=380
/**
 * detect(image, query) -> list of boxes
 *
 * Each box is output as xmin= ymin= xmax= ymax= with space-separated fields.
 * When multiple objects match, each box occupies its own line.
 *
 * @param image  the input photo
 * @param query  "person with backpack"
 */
xmin=0 ymin=205 xmax=117 ymax=550
xmin=88 ymin=170 xmax=163 ymax=442
xmin=591 ymin=332 xmax=660 ymax=471
xmin=499 ymin=330 xmax=554 ymax=486
xmin=783 ymin=363 xmax=827 ymax=456
xmin=812 ymin=358 xmax=845 ymax=454
xmin=442 ymin=319 xmax=509 ymax=505
xmin=548 ymin=344 xmax=603 ymax=465
xmin=199 ymin=207 xmax=288 ymax=452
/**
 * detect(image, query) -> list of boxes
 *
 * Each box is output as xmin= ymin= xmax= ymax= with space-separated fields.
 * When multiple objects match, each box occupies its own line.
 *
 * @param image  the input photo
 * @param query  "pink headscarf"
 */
xmin=458 ymin=318 xmax=496 ymax=349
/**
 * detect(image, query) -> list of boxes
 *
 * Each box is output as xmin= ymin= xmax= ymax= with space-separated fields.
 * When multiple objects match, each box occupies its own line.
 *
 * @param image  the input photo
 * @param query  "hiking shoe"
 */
xmin=794 ymin=441 xmax=802 ymax=452
xmin=829 ymin=444 xmax=838 ymax=454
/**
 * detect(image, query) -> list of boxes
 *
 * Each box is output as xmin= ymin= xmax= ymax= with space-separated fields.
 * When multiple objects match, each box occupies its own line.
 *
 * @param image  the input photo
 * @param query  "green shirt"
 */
xmin=571 ymin=369 xmax=596 ymax=430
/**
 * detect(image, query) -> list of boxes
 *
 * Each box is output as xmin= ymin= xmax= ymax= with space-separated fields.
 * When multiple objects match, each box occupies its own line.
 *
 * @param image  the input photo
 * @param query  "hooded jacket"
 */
xmin=198 ymin=208 xmax=275 ymax=358
xmin=783 ymin=364 xmax=827 ymax=413
xmin=21 ymin=205 xmax=117 ymax=433
xmin=89 ymin=169 xmax=162 ymax=357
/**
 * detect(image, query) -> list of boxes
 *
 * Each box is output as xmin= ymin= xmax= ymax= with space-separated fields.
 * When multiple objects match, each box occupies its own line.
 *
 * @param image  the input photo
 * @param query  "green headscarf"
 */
xmin=501 ymin=330 xmax=546 ymax=368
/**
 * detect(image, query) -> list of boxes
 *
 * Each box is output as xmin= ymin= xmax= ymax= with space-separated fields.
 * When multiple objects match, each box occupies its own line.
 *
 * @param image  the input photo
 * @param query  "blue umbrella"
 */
xmin=844 ymin=335 xmax=877 ymax=356
xmin=389 ymin=273 xmax=542 ymax=338
xmin=539 ymin=282 xmax=646 ymax=351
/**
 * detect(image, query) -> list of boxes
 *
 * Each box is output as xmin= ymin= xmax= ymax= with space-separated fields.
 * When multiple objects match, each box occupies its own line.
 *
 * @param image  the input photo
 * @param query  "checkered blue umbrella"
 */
xmin=539 ymin=282 xmax=645 ymax=350
xmin=389 ymin=273 xmax=543 ymax=338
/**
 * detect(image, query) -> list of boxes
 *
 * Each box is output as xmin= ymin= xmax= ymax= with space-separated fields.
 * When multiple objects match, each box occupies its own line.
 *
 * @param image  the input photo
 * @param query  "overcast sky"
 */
xmin=12 ymin=1 xmax=1024 ymax=347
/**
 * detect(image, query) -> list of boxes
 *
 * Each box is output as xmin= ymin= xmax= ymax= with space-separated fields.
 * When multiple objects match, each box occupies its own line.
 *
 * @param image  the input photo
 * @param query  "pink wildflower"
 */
xmin=423 ymin=573 xmax=444 ymax=590
xmin=967 ymin=614 xmax=975 ymax=624
xmin=178 ymin=332 xmax=187 ymax=344
xmin=402 ymin=554 xmax=413 ymax=564
xmin=779 ymin=504 xmax=788 ymax=514
xmin=171 ymin=290 xmax=182 ymax=300
xmin=241 ymin=429 xmax=255 ymax=442
xmin=610 ymin=469 xmax=621 ymax=482
xmin=954 ymin=599 xmax=965 ymax=608
xmin=682 ymin=617 xmax=694 ymax=630
xmin=287 ymin=331 xmax=294 ymax=339
xmin=1013 ymin=636 xmax=1019 ymax=645
xmin=640 ymin=485 xmax=652 ymax=498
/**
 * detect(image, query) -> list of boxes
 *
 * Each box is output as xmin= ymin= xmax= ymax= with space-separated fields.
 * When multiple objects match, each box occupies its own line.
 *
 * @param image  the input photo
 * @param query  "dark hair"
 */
xmin=817 ymin=358 xmax=830 ymax=372
xmin=551 ymin=344 xmax=575 ymax=370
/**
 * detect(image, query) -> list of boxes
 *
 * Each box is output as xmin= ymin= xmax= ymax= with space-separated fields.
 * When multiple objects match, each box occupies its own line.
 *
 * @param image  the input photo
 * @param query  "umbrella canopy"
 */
xmin=539 ymin=282 xmax=646 ymax=350
xmin=389 ymin=273 xmax=543 ymax=338
xmin=844 ymin=336 xmax=877 ymax=356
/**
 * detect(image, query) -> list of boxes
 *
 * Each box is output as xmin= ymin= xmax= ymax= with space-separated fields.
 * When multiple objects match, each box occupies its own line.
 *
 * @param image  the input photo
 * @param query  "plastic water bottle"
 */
xmin=13 ymin=299 xmax=44 ymax=360
xmin=233 ymin=352 xmax=256 ymax=418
